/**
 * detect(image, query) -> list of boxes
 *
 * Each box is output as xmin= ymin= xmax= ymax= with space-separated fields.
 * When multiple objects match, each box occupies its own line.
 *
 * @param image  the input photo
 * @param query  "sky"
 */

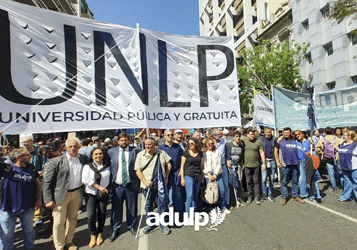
xmin=85 ymin=0 xmax=200 ymax=36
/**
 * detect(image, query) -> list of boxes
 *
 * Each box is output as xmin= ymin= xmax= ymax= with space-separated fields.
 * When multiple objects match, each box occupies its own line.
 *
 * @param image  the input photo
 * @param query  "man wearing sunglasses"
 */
xmin=0 ymin=149 xmax=41 ymax=250
xmin=158 ymin=129 xmax=184 ymax=217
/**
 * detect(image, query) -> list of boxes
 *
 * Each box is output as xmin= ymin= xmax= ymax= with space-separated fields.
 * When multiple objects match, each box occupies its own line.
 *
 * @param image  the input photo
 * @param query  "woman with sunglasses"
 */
xmin=338 ymin=130 xmax=357 ymax=202
xmin=82 ymin=147 xmax=111 ymax=248
xmin=202 ymin=139 xmax=230 ymax=214
xmin=180 ymin=138 xmax=204 ymax=218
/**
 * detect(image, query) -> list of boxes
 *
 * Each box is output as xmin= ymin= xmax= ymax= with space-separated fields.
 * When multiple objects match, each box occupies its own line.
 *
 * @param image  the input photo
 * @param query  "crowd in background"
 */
xmin=0 ymin=125 xmax=357 ymax=250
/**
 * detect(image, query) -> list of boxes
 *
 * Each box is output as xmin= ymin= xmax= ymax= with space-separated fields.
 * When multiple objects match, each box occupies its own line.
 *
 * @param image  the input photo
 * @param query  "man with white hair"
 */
xmin=43 ymin=138 xmax=88 ymax=250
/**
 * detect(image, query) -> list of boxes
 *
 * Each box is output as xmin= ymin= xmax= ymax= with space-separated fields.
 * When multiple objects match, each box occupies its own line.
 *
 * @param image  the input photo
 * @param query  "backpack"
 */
xmin=204 ymin=181 xmax=219 ymax=204
xmin=323 ymin=136 xmax=337 ymax=159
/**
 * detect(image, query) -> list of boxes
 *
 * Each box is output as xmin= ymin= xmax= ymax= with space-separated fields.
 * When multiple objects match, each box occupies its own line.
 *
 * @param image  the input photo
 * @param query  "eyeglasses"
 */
xmin=188 ymin=142 xmax=195 ymax=145
xmin=166 ymin=134 xmax=174 ymax=137
xmin=208 ymin=143 xmax=214 ymax=145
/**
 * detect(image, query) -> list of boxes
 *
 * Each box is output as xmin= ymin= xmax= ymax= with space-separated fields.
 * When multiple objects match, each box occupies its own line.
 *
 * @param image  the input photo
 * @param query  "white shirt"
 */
xmin=203 ymin=150 xmax=223 ymax=178
xmin=66 ymin=153 xmax=83 ymax=190
xmin=82 ymin=163 xmax=111 ymax=195
xmin=115 ymin=147 xmax=130 ymax=185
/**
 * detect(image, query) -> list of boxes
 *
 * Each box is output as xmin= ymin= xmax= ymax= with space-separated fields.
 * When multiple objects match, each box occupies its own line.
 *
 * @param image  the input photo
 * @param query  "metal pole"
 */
xmin=271 ymin=85 xmax=278 ymax=137
xmin=135 ymin=188 xmax=151 ymax=239
xmin=78 ymin=0 xmax=81 ymax=17
xmin=234 ymin=188 xmax=239 ymax=208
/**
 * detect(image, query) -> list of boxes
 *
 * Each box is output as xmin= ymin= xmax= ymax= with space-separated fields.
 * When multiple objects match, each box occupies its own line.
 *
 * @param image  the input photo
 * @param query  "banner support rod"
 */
xmin=272 ymin=85 xmax=277 ymax=137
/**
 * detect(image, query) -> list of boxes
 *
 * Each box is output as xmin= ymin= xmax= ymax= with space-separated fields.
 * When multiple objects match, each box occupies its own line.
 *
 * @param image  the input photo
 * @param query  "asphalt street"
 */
xmin=13 ymin=175 xmax=357 ymax=250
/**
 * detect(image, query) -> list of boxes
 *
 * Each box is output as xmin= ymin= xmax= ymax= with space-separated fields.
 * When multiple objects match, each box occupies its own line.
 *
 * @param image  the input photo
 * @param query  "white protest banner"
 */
xmin=253 ymin=89 xmax=274 ymax=128
xmin=0 ymin=1 xmax=240 ymax=134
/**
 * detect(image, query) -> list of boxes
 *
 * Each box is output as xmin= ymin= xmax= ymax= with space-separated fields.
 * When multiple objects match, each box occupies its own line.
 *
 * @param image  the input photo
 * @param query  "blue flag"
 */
xmin=307 ymin=88 xmax=318 ymax=130
xmin=150 ymin=153 xmax=169 ymax=215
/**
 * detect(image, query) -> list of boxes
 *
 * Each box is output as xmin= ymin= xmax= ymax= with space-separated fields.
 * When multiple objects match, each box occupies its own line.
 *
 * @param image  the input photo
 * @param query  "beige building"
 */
xmin=12 ymin=0 xmax=93 ymax=19
xmin=199 ymin=0 xmax=293 ymax=61
xmin=257 ymin=1 xmax=292 ymax=47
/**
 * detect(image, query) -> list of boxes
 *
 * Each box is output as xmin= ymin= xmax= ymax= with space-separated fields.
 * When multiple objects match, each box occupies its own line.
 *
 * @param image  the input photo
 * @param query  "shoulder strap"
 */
xmin=141 ymin=151 xmax=158 ymax=173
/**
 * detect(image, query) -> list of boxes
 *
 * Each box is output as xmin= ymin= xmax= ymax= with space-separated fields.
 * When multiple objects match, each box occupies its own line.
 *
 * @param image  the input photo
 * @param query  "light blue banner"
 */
xmin=273 ymin=85 xmax=357 ymax=130
xmin=273 ymin=87 xmax=309 ymax=130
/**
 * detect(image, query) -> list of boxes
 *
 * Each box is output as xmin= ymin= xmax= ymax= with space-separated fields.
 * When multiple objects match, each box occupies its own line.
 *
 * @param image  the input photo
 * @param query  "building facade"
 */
xmin=292 ymin=0 xmax=357 ymax=92
xmin=199 ymin=0 xmax=294 ymax=60
xmin=199 ymin=0 xmax=260 ymax=58
xmin=12 ymin=0 xmax=93 ymax=19
xmin=257 ymin=1 xmax=293 ymax=48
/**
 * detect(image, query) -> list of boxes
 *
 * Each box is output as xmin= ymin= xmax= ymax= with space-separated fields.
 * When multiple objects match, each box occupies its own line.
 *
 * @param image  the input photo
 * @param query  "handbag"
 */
xmin=204 ymin=181 xmax=219 ymax=204
xmin=88 ymin=163 xmax=112 ymax=201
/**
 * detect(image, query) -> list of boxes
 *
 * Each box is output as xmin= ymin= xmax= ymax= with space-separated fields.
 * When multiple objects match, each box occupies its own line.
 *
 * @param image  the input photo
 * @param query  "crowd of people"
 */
xmin=0 ymin=125 xmax=356 ymax=250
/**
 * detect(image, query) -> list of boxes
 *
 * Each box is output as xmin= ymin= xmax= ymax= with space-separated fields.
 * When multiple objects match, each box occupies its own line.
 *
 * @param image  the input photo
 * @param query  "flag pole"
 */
xmin=271 ymin=86 xmax=278 ymax=137
xmin=135 ymin=187 xmax=151 ymax=240
xmin=136 ymin=22 xmax=150 ymax=139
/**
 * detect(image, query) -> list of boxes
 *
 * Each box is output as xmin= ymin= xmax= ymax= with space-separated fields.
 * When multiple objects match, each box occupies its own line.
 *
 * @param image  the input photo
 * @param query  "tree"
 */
xmin=236 ymin=40 xmax=309 ymax=114
xmin=329 ymin=0 xmax=357 ymax=23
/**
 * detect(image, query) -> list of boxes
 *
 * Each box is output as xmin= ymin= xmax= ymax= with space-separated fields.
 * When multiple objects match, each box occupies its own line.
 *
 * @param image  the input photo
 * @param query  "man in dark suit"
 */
xmin=107 ymin=132 xmax=141 ymax=242
xmin=43 ymin=138 xmax=88 ymax=250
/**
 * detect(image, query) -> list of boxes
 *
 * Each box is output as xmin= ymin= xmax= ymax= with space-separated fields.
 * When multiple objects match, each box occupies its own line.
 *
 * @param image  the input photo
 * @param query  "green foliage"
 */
xmin=329 ymin=0 xmax=357 ymax=23
xmin=237 ymin=40 xmax=309 ymax=114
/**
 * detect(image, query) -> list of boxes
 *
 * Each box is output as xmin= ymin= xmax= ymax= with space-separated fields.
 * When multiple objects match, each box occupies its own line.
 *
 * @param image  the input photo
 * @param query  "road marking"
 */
xmin=306 ymin=200 xmax=357 ymax=224
xmin=138 ymin=194 xmax=149 ymax=250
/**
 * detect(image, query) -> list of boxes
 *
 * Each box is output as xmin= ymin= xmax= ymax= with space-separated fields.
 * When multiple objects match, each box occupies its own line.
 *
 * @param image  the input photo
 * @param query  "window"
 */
xmin=302 ymin=19 xmax=309 ymax=30
xmin=252 ymin=16 xmax=257 ymax=24
xmin=326 ymin=81 xmax=336 ymax=90
xmin=320 ymin=5 xmax=330 ymax=19
xmin=324 ymin=43 xmax=333 ymax=56
xmin=305 ymin=53 xmax=312 ymax=64
xmin=351 ymin=75 xmax=357 ymax=84
xmin=219 ymin=0 xmax=224 ymax=7
xmin=237 ymin=57 xmax=243 ymax=66
xmin=350 ymin=32 xmax=357 ymax=45
xmin=264 ymin=3 xmax=268 ymax=20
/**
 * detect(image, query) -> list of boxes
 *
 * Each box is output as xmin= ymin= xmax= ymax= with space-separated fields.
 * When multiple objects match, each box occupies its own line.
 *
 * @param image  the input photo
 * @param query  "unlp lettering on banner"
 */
xmin=0 ymin=1 xmax=240 ymax=134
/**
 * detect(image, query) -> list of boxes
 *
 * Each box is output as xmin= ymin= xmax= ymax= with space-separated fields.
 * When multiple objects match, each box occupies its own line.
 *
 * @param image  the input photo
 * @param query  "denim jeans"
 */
xmin=339 ymin=169 xmax=357 ymax=201
xmin=205 ymin=174 xmax=226 ymax=211
xmin=168 ymin=175 xmax=183 ymax=214
xmin=280 ymin=165 xmax=299 ymax=199
xmin=0 ymin=207 xmax=35 ymax=250
xmin=184 ymin=175 xmax=201 ymax=218
xmin=326 ymin=161 xmax=343 ymax=189
xmin=309 ymin=170 xmax=321 ymax=199
xmin=142 ymin=188 xmax=168 ymax=228
xmin=221 ymin=164 xmax=230 ymax=206
xmin=261 ymin=161 xmax=276 ymax=196
xmin=336 ymin=161 xmax=344 ymax=188
xmin=298 ymin=159 xmax=308 ymax=198
xmin=315 ymin=169 xmax=322 ymax=181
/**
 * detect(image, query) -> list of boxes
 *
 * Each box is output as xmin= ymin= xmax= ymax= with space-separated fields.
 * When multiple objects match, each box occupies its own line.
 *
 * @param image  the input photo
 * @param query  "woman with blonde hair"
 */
xmin=338 ymin=130 xmax=357 ymax=202
xmin=203 ymin=139 xmax=229 ymax=214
